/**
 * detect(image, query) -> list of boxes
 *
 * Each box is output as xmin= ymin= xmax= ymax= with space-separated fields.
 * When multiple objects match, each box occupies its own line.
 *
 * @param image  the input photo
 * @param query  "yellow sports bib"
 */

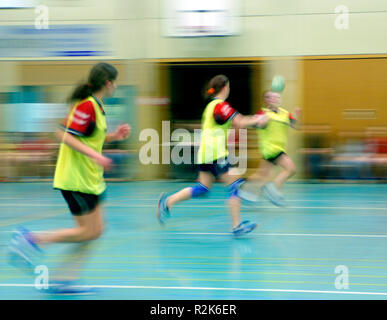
xmin=197 ymin=99 xmax=233 ymax=164
xmin=53 ymin=96 xmax=107 ymax=195
xmin=257 ymin=107 xmax=290 ymax=159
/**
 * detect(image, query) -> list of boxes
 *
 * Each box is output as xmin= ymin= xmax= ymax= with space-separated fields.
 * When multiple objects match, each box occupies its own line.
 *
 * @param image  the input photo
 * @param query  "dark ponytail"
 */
xmin=203 ymin=74 xmax=229 ymax=101
xmin=68 ymin=83 xmax=92 ymax=103
xmin=68 ymin=62 xmax=118 ymax=103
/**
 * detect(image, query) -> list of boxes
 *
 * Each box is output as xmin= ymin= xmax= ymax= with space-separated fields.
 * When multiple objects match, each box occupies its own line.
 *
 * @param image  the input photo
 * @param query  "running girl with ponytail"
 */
xmin=157 ymin=75 xmax=267 ymax=236
xmin=8 ymin=62 xmax=131 ymax=294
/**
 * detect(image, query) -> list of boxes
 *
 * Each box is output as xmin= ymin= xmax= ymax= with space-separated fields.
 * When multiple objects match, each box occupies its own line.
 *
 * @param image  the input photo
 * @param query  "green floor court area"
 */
xmin=1 ymin=182 xmax=387 ymax=300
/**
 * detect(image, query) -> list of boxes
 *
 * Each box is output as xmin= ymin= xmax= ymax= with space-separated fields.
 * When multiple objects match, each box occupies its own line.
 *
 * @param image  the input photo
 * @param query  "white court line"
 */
xmin=172 ymin=232 xmax=387 ymax=239
xmin=0 ymin=203 xmax=386 ymax=211
xmin=129 ymin=205 xmax=387 ymax=210
xmin=1 ymin=231 xmax=387 ymax=238
xmin=0 ymin=231 xmax=387 ymax=238
xmin=112 ymin=198 xmax=387 ymax=203
xmin=0 ymin=195 xmax=386 ymax=205
xmin=0 ymin=283 xmax=387 ymax=296
xmin=2 ymin=197 xmax=387 ymax=203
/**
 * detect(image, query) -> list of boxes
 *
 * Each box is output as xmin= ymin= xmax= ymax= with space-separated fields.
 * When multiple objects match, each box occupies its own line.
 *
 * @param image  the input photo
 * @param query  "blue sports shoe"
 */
xmin=262 ymin=183 xmax=285 ymax=207
xmin=8 ymin=227 xmax=43 ymax=273
xmin=157 ymin=192 xmax=170 ymax=224
xmin=232 ymin=220 xmax=257 ymax=237
xmin=41 ymin=280 xmax=97 ymax=296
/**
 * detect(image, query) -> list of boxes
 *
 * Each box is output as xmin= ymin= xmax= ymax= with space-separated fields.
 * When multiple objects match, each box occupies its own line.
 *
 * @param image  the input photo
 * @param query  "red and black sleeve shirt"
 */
xmin=60 ymin=100 xmax=96 ymax=137
xmin=256 ymin=109 xmax=265 ymax=116
xmin=213 ymin=101 xmax=238 ymax=125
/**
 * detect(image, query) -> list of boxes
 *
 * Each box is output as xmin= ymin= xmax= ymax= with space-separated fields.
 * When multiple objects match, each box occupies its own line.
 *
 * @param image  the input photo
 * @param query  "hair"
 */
xmin=68 ymin=62 xmax=118 ymax=103
xmin=203 ymin=74 xmax=229 ymax=101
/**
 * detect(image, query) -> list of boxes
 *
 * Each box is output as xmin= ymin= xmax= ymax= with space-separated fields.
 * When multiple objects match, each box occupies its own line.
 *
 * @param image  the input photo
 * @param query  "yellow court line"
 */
xmin=41 ymin=253 xmax=387 ymax=264
xmin=133 ymin=277 xmax=387 ymax=287
xmin=2 ymin=267 xmax=387 ymax=280
xmin=0 ymin=210 xmax=64 ymax=228
xmin=5 ymin=275 xmax=376 ymax=287
xmin=98 ymin=214 xmax=209 ymax=251
xmin=2 ymin=259 xmax=387 ymax=270
xmin=3 ymin=275 xmax=387 ymax=289
xmin=0 ymin=275 xmax=26 ymax=282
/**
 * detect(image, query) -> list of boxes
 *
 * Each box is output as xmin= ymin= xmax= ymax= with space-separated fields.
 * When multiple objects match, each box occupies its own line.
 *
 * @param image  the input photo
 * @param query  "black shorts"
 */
xmin=60 ymin=190 xmax=105 ymax=216
xmin=198 ymin=157 xmax=231 ymax=178
xmin=264 ymin=151 xmax=286 ymax=164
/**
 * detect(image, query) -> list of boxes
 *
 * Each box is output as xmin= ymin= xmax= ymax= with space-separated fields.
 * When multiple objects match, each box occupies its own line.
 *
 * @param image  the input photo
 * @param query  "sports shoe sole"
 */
xmin=233 ymin=223 xmax=258 ymax=237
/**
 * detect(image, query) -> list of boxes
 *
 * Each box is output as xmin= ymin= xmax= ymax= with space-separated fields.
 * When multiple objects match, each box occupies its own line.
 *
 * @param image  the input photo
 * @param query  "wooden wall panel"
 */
xmin=17 ymin=61 xmax=131 ymax=86
xmin=303 ymin=58 xmax=387 ymax=139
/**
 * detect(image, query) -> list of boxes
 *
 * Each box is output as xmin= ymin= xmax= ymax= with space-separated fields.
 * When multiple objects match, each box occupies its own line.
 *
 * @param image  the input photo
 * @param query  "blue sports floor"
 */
xmin=1 ymin=182 xmax=387 ymax=300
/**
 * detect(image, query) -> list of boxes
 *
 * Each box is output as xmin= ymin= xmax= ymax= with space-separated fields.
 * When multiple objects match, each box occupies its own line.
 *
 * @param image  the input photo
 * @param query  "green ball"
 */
xmin=271 ymin=75 xmax=285 ymax=93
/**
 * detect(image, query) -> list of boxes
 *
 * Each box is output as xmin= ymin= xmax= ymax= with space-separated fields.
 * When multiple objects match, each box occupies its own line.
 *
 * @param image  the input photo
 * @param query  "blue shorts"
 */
xmin=198 ymin=157 xmax=231 ymax=178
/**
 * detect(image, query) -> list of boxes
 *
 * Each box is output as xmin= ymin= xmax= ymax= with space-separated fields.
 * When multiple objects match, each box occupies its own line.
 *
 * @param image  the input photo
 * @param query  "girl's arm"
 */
xmin=56 ymin=128 xmax=112 ymax=170
xmin=290 ymin=107 xmax=302 ymax=129
xmin=232 ymin=113 xmax=269 ymax=129
xmin=105 ymin=124 xmax=131 ymax=143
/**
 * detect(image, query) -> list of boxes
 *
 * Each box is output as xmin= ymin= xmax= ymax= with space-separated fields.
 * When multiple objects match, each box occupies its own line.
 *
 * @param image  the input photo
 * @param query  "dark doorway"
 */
xmin=169 ymin=62 xmax=253 ymax=122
